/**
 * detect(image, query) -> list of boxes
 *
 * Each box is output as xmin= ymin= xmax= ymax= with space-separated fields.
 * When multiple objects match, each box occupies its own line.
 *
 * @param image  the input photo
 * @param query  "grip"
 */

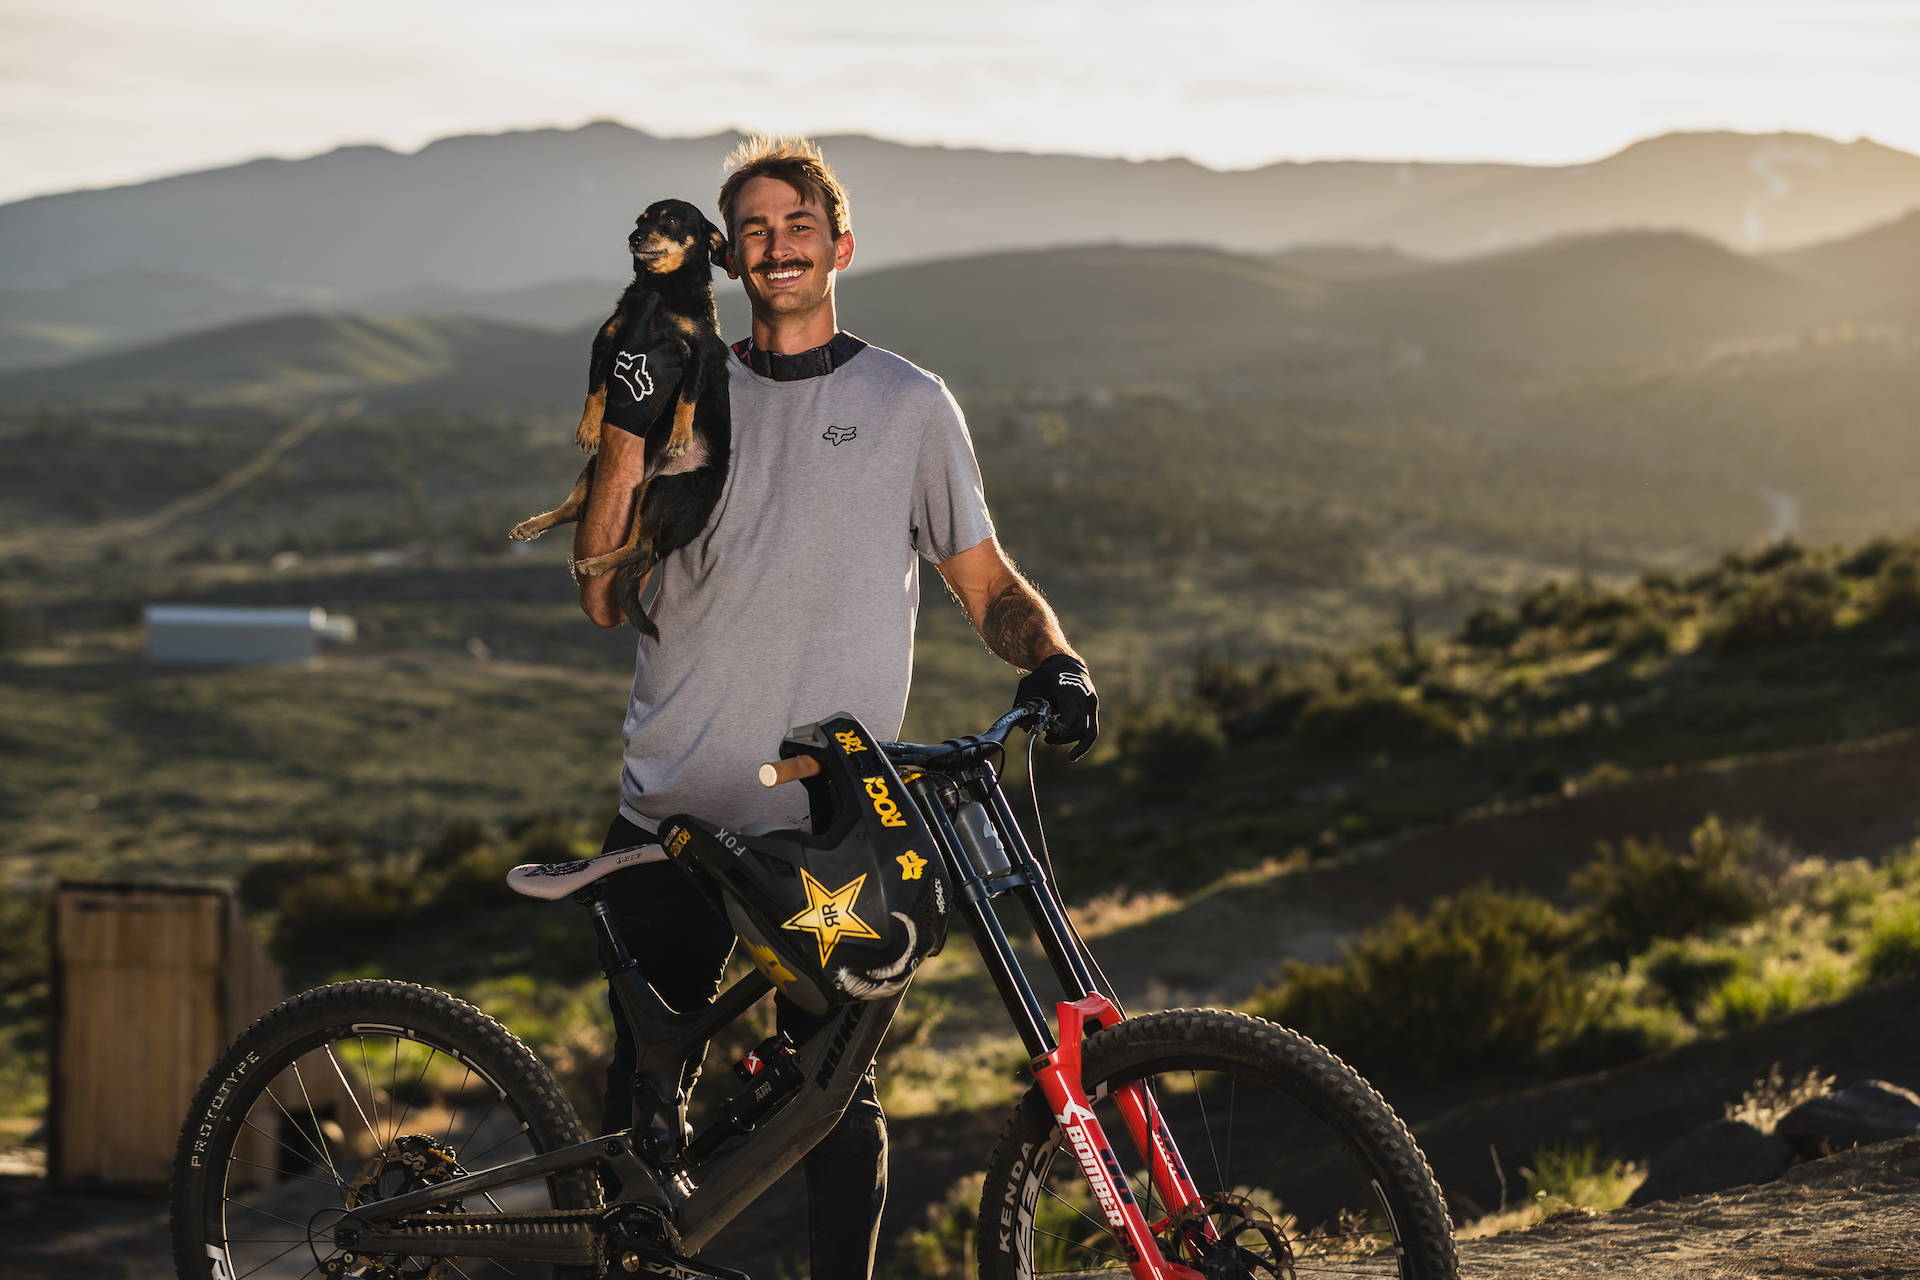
xmin=757 ymin=756 xmax=822 ymax=787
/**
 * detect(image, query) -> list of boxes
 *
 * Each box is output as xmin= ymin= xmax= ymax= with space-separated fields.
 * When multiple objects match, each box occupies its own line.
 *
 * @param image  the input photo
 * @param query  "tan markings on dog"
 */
xmin=671 ymin=315 xmax=698 ymax=335
xmin=600 ymin=316 xmax=622 ymax=341
xmin=574 ymin=385 xmax=607 ymax=453
xmin=661 ymin=393 xmax=696 ymax=459
xmin=639 ymin=232 xmax=687 ymax=274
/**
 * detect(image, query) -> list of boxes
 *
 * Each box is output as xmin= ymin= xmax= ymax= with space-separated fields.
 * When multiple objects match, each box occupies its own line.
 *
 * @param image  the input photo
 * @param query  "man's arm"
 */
xmin=937 ymin=536 xmax=1077 ymax=670
xmin=576 ymin=424 xmax=649 ymax=627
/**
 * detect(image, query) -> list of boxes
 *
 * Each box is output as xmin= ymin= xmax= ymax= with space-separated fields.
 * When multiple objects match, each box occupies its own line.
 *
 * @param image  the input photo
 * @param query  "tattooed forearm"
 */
xmin=981 ymin=579 xmax=1072 ymax=672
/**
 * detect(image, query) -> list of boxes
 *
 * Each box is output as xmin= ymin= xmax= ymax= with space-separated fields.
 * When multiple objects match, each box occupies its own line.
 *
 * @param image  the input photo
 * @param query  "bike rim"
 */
xmin=1014 ymin=1061 xmax=1420 ymax=1278
xmin=204 ymin=1023 xmax=570 ymax=1280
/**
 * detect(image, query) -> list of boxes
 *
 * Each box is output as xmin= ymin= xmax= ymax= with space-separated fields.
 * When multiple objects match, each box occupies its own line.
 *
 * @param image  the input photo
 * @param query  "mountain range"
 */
xmin=3 ymin=123 xmax=1918 ymax=371
xmin=6 ymin=203 xmax=1914 ymax=409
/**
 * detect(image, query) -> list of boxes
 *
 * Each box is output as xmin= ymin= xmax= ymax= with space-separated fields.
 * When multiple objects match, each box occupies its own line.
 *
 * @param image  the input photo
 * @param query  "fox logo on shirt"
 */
xmin=823 ymin=423 xmax=857 ymax=446
xmin=613 ymin=351 xmax=654 ymax=401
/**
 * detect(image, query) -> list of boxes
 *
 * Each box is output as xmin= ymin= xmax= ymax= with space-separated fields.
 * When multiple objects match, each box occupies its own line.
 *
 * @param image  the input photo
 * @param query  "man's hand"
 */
xmin=1015 ymin=653 xmax=1099 ymax=761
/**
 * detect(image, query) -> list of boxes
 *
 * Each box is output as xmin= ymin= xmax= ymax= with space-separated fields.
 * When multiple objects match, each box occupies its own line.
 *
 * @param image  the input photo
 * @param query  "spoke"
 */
xmin=462 ymin=1120 xmax=530 ymax=1167
xmin=290 ymin=1059 xmax=347 ymax=1188
xmin=326 ymin=1043 xmax=381 ymax=1153
xmin=232 ymin=1234 xmax=324 ymax=1280
xmin=390 ymin=1044 xmax=440 ymax=1139
xmin=1038 ymin=1179 xmax=1118 ymax=1256
xmin=1188 ymin=1069 xmax=1226 ymax=1193
xmin=358 ymin=1036 xmax=387 ymax=1147
xmin=1032 ymin=1220 xmax=1125 ymax=1264
xmin=1224 ymin=1076 xmax=1236 ymax=1193
xmin=386 ymin=1034 xmax=401 ymax=1142
xmin=224 ymin=1151 xmax=341 ymax=1192
xmin=236 ymin=1113 xmax=345 ymax=1190
xmin=258 ymin=1084 xmax=347 ymax=1191
xmin=442 ymin=1066 xmax=477 ymax=1145
xmin=221 ymin=1196 xmax=313 ymax=1233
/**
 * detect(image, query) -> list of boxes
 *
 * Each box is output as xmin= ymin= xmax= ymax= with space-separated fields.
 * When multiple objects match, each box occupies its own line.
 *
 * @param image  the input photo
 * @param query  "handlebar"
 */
xmin=757 ymin=700 xmax=1050 ymax=786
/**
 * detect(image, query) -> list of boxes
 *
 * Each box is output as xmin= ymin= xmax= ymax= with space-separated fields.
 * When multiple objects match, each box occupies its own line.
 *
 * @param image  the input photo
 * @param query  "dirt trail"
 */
xmin=1460 ymin=1137 xmax=1920 ymax=1278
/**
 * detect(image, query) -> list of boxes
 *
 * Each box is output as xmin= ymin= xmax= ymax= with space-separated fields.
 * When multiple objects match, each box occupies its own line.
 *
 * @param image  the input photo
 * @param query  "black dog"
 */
xmin=508 ymin=198 xmax=732 ymax=636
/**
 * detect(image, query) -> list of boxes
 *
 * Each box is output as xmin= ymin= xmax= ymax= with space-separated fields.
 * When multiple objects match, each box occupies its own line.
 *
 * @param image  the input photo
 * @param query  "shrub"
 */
xmin=1640 ymin=939 xmax=1750 ymax=1018
xmin=1253 ymin=886 xmax=1602 ymax=1076
xmin=1703 ymin=964 xmax=1844 ymax=1032
xmin=1116 ymin=699 xmax=1227 ymax=781
xmin=1460 ymin=605 xmax=1522 ymax=649
xmin=1871 ymin=557 xmax=1920 ymax=623
xmin=1724 ymin=1063 xmax=1836 ymax=1131
xmin=1838 ymin=536 xmax=1902 ymax=579
xmin=1294 ymin=684 xmax=1464 ymax=755
xmin=1863 ymin=904 xmax=1920 ymax=984
xmin=1708 ymin=576 xmax=1838 ymax=653
xmin=1572 ymin=817 xmax=1780 ymax=959
xmin=273 ymin=863 xmax=424 ymax=961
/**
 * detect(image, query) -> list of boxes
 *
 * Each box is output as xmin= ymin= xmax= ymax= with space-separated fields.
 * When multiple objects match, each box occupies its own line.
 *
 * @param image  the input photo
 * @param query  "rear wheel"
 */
xmin=976 ymin=1008 xmax=1456 ymax=1279
xmin=170 ymin=980 xmax=601 ymax=1280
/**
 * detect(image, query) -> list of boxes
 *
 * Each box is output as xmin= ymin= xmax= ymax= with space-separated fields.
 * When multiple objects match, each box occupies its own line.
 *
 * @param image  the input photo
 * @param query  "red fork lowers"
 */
xmin=1028 ymin=996 xmax=1212 ymax=1280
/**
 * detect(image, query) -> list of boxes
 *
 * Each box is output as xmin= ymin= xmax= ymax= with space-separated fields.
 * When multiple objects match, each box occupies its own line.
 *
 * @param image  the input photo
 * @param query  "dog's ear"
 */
xmin=706 ymin=220 xmax=731 ymax=272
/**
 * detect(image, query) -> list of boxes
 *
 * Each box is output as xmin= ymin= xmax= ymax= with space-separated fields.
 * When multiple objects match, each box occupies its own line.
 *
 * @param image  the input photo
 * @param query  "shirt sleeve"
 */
xmin=910 ymin=377 xmax=996 ymax=563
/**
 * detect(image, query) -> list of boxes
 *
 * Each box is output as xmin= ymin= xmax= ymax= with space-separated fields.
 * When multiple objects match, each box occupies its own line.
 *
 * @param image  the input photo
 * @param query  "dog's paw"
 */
xmin=659 ymin=440 xmax=690 ymax=461
xmin=507 ymin=520 xmax=544 ymax=542
xmin=575 ymin=423 xmax=600 ymax=453
xmin=570 ymin=553 xmax=615 ymax=580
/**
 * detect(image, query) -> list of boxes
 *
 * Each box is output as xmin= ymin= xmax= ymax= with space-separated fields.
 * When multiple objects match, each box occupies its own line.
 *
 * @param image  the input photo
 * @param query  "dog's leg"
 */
xmin=574 ymin=385 xmax=608 ymax=453
xmin=570 ymin=486 xmax=656 ymax=579
xmin=508 ymin=458 xmax=594 ymax=542
xmin=660 ymin=348 xmax=707 ymax=461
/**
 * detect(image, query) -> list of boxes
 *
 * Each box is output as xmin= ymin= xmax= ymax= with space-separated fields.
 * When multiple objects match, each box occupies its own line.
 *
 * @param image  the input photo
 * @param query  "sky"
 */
xmin=3 ymin=0 xmax=1919 ymax=206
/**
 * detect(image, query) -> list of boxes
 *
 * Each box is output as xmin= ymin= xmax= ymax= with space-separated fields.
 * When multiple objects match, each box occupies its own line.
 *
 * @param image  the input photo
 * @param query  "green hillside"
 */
xmin=1326 ymin=229 xmax=1839 ymax=370
xmin=0 ymin=311 xmax=558 ymax=402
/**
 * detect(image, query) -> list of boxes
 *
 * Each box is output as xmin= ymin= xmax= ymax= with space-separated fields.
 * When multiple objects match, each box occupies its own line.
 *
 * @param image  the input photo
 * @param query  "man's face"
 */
xmin=728 ymin=175 xmax=855 ymax=325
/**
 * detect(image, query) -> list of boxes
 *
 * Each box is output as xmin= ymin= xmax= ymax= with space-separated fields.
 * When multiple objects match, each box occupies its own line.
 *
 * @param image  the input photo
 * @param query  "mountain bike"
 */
xmin=170 ymin=702 xmax=1458 ymax=1279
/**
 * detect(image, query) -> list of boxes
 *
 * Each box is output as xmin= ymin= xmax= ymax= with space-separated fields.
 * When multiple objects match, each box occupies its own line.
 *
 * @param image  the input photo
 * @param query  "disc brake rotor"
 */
xmin=338 ymin=1134 xmax=470 ymax=1280
xmin=1163 ymin=1191 xmax=1296 ymax=1280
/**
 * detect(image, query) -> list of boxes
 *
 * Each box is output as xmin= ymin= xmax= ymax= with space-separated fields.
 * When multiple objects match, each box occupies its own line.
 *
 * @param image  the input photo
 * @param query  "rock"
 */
xmin=1776 ymin=1080 xmax=1920 ymax=1159
xmin=1627 ymin=1120 xmax=1797 ymax=1206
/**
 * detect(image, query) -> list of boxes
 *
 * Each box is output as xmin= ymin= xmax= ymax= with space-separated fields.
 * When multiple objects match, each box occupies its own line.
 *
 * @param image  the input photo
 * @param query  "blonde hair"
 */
xmin=717 ymin=134 xmax=853 ymax=240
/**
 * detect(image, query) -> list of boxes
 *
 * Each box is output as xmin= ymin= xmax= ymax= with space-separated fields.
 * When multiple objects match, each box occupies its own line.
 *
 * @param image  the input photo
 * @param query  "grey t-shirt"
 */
xmin=618 ymin=343 xmax=995 ymax=832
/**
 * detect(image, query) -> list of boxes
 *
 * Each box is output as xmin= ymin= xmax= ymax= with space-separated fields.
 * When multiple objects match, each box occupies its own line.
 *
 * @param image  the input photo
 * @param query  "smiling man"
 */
xmin=573 ymin=135 xmax=1098 ymax=1278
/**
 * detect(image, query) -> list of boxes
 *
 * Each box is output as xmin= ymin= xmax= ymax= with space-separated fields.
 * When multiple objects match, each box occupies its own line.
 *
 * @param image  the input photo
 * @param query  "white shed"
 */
xmin=144 ymin=604 xmax=356 ymax=665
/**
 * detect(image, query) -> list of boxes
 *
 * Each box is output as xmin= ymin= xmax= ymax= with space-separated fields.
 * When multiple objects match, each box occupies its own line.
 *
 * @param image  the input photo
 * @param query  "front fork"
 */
xmin=1028 ymin=996 xmax=1215 ymax=1280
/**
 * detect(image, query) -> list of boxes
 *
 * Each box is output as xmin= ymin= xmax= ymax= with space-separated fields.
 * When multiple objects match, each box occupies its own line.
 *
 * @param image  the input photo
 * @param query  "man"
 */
xmin=573 ymin=136 xmax=1097 ymax=1278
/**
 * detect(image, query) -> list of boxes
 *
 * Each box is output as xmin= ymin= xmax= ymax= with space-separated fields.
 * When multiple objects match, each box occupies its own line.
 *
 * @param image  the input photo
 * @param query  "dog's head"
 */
xmin=629 ymin=199 xmax=729 ymax=276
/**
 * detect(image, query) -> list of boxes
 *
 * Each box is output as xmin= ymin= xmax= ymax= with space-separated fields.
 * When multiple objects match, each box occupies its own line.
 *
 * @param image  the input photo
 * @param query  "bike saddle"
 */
xmin=505 ymin=842 xmax=667 ymax=900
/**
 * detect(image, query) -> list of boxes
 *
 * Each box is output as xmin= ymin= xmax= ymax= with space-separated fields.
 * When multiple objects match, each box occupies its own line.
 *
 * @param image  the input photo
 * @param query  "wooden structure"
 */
xmin=49 ymin=882 xmax=284 ymax=1188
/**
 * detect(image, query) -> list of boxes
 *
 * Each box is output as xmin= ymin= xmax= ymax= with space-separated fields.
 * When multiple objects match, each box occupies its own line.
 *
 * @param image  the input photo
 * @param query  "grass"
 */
xmin=1459 ymin=1142 xmax=1645 ymax=1239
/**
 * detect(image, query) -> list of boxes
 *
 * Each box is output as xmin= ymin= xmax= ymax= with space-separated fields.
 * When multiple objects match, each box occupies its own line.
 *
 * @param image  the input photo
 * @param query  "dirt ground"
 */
xmin=8 ymin=1136 xmax=1919 ymax=1278
xmin=1459 ymin=1137 xmax=1920 ymax=1279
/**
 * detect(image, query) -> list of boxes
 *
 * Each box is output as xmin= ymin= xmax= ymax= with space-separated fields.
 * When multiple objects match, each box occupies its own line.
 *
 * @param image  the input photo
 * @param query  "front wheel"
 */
xmin=976 ymin=1008 xmax=1456 ymax=1279
xmin=170 ymin=979 xmax=601 ymax=1280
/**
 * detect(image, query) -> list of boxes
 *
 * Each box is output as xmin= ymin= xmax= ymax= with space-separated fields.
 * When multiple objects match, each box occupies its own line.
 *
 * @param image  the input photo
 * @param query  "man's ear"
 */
xmin=832 ymin=229 xmax=855 ymax=272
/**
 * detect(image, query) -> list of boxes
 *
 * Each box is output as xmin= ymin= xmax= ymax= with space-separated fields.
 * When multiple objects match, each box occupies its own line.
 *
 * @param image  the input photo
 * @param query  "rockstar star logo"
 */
xmin=781 ymin=869 xmax=881 ymax=966
xmin=896 ymin=849 xmax=928 ymax=881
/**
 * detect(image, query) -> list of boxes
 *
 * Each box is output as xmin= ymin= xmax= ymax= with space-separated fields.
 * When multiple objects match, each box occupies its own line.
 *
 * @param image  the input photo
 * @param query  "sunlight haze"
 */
xmin=2 ymin=0 xmax=1918 ymax=204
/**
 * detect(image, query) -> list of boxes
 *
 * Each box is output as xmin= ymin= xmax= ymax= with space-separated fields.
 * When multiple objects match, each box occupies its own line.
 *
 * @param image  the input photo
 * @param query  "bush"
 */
xmin=1253 ymin=886 xmax=1606 ymax=1076
xmin=1871 ymin=557 xmax=1920 ymax=623
xmin=1838 ymin=536 xmax=1903 ymax=579
xmin=1572 ymin=817 xmax=1781 ymax=959
xmin=1460 ymin=605 xmax=1522 ymax=649
xmin=1708 ymin=571 xmax=1840 ymax=654
xmin=1863 ymin=904 xmax=1920 ymax=984
xmin=1116 ymin=700 xmax=1227 ymax=781
xmin=1294 ymin=684 xmax=1465 ymax=755
xmin=1640 ymin=939 xmax=1750 ymax=1018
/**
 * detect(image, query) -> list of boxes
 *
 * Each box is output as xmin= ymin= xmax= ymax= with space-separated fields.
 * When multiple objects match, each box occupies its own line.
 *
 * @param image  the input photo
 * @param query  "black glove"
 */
xmin=1015 ymin=653 xmax=1099 ymax=761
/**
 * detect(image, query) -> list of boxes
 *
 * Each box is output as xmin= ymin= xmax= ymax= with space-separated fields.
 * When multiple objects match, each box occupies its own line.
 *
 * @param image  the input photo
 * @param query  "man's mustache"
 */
xmin=754 ymin=259 xmax=813 ymax=275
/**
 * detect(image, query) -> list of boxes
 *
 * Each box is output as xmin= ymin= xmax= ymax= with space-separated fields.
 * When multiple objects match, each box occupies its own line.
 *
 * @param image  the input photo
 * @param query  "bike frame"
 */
xmin=337 ymin=716 xmax=1213 ymax=1278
